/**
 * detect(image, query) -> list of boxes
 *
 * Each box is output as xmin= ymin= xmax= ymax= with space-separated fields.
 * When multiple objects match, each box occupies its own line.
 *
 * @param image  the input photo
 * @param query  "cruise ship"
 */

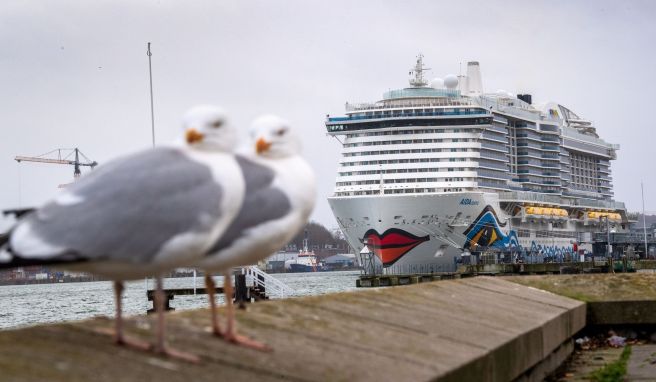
xmin=326 ymin=55 xmax=628 ymax=273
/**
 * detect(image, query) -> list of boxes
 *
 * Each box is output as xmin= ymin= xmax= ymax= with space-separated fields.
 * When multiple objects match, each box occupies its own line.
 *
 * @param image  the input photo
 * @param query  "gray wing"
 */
xmin=235 ymin=155 xmax=275 ymax=191
xmin=208 ymin=155 xmax=290 ymax=254
xmin=13 ymin=147 xmax=223 ymax=263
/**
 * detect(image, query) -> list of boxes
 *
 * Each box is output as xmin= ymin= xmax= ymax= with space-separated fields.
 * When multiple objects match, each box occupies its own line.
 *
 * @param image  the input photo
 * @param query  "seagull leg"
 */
xmin=204 ymin=273 xmax=222 ymax=336
xmin=153 ymin=276 xmax=200 ymax=363
xmin=112 ymin=281 xmax=150 ymax=350
xmin=221 ymin=270 xmax=271 ymax=351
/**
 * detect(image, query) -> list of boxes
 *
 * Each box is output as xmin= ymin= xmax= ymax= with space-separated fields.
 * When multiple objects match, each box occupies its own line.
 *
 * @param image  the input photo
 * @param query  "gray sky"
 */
xmin=1 ymin=0 xmax=655 ymax=231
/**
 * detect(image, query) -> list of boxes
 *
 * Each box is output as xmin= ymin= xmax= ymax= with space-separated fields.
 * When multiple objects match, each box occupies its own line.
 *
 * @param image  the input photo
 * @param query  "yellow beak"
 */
xmin=256 ymin=137 xmax=272 ymax=154
xmin=186 ymin=128 xmax=204 ymax=144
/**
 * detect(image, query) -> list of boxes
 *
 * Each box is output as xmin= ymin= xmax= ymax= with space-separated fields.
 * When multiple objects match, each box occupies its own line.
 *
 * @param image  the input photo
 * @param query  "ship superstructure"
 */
xmin=326 ymin=55 xmax=628 ymax=273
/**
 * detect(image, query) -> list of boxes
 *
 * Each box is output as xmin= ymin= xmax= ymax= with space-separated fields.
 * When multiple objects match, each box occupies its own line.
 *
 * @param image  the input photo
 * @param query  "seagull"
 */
xmin=195 ymin=114 xmax=316 ymax=350
xmin=0 ymin=105 xmax=244 ymax=362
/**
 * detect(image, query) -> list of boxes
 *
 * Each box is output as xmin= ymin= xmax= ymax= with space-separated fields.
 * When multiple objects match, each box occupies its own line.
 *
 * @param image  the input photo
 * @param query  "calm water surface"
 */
xmin=0 ymin=271 xmax=360 ymax=330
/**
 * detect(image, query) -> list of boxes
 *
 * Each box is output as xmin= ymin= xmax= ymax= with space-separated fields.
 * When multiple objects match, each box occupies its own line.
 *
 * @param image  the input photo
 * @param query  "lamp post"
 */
xmin=600 ymin=215 xmax=612 ymax=273
xmin=642 ymin=181 xmax=649 ymax=259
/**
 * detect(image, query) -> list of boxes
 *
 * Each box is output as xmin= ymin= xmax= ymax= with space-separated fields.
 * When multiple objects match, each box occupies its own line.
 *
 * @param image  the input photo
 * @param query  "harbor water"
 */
xmin=0 ymin=270 xmax=360 ymax=330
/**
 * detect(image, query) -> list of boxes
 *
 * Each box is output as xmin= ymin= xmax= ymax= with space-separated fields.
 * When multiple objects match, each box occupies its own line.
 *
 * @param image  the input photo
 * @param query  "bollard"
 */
xmin=234 ymin=273 xmax=248 ymax=309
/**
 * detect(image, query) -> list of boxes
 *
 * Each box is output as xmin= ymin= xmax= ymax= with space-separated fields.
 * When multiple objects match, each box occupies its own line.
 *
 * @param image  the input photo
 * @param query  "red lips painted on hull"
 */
xmin=363 ymin=229 xmax=429 ymax=267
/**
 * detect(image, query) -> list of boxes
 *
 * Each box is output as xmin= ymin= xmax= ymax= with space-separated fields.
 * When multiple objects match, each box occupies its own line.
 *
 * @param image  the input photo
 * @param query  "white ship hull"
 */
xmin=329 ymin=192 xmax=584 ymax=273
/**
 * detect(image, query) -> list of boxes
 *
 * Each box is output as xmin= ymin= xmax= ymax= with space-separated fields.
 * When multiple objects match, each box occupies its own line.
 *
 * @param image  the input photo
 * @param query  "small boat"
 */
xmin=284 ymin=230 xmax=324 ymax=272
xmin=286 ymin=251 xmax=323 ymax=272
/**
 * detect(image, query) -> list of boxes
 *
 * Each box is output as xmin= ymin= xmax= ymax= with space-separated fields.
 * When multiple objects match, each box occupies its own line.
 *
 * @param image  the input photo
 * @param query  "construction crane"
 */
xmin=15 ymin=148 xmax=98 ymax=187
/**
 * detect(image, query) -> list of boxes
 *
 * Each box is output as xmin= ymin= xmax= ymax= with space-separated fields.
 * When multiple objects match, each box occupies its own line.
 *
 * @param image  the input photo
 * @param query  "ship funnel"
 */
xmin=466 ymin=61 xmax=483 ymax=96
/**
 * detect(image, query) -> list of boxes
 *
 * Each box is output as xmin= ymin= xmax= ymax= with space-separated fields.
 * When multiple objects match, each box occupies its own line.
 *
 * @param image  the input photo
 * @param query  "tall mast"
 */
xmin=409 ymin=53 xmax=431 ymax=87
xmin=643 ymin=181 xmax=649 ymax=258
xmin=147 ymin=42 xmax=156 ymax=147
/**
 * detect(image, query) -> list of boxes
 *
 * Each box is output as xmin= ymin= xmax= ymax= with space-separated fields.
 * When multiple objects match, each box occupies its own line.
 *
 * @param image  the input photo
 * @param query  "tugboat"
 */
xmin=285 ymin=230 xmax=324 ymax=272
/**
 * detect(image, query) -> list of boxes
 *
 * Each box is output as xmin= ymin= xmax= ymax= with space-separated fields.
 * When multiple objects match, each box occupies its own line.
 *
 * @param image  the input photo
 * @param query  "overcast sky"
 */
xmin=1 ymin=0 xmax=655 ymax=231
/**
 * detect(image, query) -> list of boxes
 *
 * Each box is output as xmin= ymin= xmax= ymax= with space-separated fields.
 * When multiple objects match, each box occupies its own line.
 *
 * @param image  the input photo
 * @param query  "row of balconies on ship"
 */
xmin=340 ymin=141 xmax=509 ymax=155
xmin=327 ymin=108 xmax=490 ymax=128
xmin=515 ymin=141 xmax=561 ymax=152
xmin=597 ymin=166 xmax=611 ymax=174
xmin=514 ymin=132 xmax=561 ymax=143
xmin=516 ymin=169 xmax=561 ymax=178
xmin=325 ymin=116 xmax=493 ymax=134
xmin=568 ymin=182 xmax=613 ymax=191
xmin=478 ymin=159 xmax=508 ymax=172
xmin=513 ymin=122 xmax=561 ymax=135
xmin=515 ymin=150 xmax=562 ymax=161
xmin=478 ymin=180 xmax=511 ymax=190
xmin=342 ymin=131 xmax=483 ymax=145
xmin=343 ymin=135 xmax=483 ymax=148
xmin=335 ymin=170 xmax=480 ymax=184
xmin=571 ymin=172 xmax=612 ymax=182
xmin=333 ymin=181 xmax=479 ymax=194
xmin=340 ymin=152 xmax=482 ymax=165
xmin=335 ymin=178 xmax=475 ymax=187
xmin=337 ymin=162 xmax=483 ymax=176
xmin=479 ymin=150 xmax=508 ymax=162
xmin=512 ymin=178 xmax=563 ymax=186
xmin=333 ymin=171 xmax=518 ymax=184
xmin=565 ymin=188 xmax=614 ymax=200
xmin=516 ymin=159 xmax=562 ymax=169
xmin=485 ymin=124 xmax=509 ymax=135
xmin=341 ymin=141 xmax=481 ymax=153
xmin=339 ymin=157 xmax=476 ymax=168
xmin=340 ymin=135 xmax=510 ymax=152
xmin=342 ymin=149 xmax=478 ymax=159
xmin=335 ymin=172 xmax=516 ymax=189
xmin=563 ymin=188 xmax=614 ymax=200
xmin=337 ymin=163 xmax=509 ymax=179
xmin=327 ymin=107 xmax=488 ymax=123
xmin=563 ymin=138 xmax=615 ymax=158
xmin=337 ymin=158 xmax=513 ymax=171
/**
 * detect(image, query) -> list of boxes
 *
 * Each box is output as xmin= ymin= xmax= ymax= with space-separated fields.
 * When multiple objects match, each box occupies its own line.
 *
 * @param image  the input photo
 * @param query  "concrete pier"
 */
xmin=356 ymin=260 xmax=656 ymax=289
xmin=0 ymin=277 xmax=584 ymax=381
xmin=506 ymin=273 xmax=656 ymax=326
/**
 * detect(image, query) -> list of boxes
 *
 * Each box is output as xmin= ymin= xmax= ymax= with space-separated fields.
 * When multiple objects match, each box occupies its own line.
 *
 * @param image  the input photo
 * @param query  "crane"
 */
xmin=15 ymin=148 xmax=98 ymax=187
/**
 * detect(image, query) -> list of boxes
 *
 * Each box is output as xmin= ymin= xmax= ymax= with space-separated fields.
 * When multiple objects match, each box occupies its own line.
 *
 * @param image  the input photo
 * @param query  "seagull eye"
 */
xmin=275 ymin=128 xmax=287 ymax=136
xmin=211 ymin=120 xmax=223 ymax=129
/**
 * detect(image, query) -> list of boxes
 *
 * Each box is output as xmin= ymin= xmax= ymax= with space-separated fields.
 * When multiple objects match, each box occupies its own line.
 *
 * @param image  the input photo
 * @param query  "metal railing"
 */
xmin=328 ymin=109 xmax=488 ymax=123
xmin=242 ymin=266 xmax=295 ymax=299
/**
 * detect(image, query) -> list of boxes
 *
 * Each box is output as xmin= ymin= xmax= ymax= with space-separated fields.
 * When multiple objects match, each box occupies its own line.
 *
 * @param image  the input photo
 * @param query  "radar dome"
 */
xmin=430 ymin=78 xmax=445 ymax=89
xmin=444 ymin=74 xmax=458 ymax=89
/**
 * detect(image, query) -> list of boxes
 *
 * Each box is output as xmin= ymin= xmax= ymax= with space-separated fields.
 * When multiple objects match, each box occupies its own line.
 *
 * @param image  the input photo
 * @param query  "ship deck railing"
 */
xmin=327 ymin=109 xmax=488 ymax=123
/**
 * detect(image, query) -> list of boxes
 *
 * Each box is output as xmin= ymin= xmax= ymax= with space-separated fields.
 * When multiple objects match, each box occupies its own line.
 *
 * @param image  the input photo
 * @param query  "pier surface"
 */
xmin=0 ymin=277 xmax=584 ymax=381
xmin=506 ymin=273 xmax=656 ymax=325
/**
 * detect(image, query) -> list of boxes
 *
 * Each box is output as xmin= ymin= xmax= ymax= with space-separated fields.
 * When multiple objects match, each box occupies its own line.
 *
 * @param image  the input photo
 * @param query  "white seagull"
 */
xmin=195 ymin=114 xmax=316 ymax=350
xmin=0 ymin=105 xmax=244 ymax=362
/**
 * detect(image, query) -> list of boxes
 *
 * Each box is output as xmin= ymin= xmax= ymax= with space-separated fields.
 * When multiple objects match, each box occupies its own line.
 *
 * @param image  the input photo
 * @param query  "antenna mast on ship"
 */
xmin=409 ymin=53 xmax=431 ymax=87
xmin=303 ymin=229 xmax=309 ymax=253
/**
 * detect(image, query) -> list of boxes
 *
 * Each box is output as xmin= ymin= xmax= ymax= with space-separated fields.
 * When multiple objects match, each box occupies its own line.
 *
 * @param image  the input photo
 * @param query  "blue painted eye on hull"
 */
xmin=462 ymin=206 xmax=578 ymax=257
xmin=463 ymin=205 xmax=518 ymax=250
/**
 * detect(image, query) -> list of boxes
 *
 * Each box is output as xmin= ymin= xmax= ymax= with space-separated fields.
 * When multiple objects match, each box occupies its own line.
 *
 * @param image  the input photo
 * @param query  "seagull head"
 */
xmin=182 ymin=105 xmax=237 ymax=152
xmin=250 ymin=114 xmax=301 ymax=158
